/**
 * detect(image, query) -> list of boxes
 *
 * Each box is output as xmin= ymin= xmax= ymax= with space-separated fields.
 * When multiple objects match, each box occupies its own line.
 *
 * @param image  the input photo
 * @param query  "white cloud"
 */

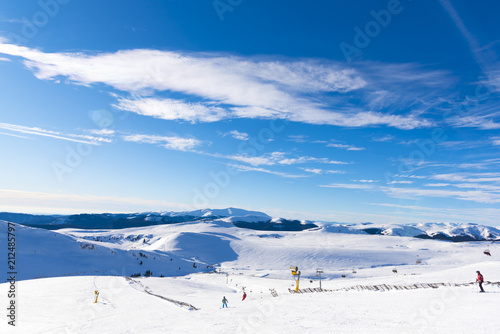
xmin=228 ymin=164 xmax=306 ymax=179
xmin=0 ymin=40 xmax=446 ymax=129
xmin=87 ymin=129 xmax=115 ymax=136
xmin=0 ymin=131 xmax=30 ymax=139
xmin=388 ymin=180 xmax=413 ymax=184
xmin=437 ymin=140 xmax=488 ymax=150
xmin=221 ymin=151 xmax=347 ymax=167
xmin=0 ymin=122 xmax=111 ymax=145
xmin=226 ymin=154 xmax=278 ymax=166
xmin=425 ymin=183 xmax=450 ymax=187
xmin=320 ymin=183 xmax=375 ymax=190
xmin=123 ymin=134 xmax=201 ymax=151
xmin=372 ymin=202 xmax=500 ymax=225
xmin=288 ymin=135 xmax=308 ymax=143
xmin=277 ymin=156 xmax=347 ymax=166
xmin=114 ymin=97 xmax=227 ymax=123
xmin=224 ymin=130 xmax=249 ymax=141
xmin=327 ymin=143 xmax=365 ymax=151
xmin=381 ymin=186 xmax=500 ymax=204
xmin=430 ymin=172 xmax=500 ymax=183
xmin=0 ymin=189 xmax=193 ymax=214
xmin=446 ymin=114 xmax=500 ymax=130
xmin=395 ymin=174 xmax=426 ymax=179
xmin=302 ymin=168 xmax=323 ymax=174
xmin=371 ymin=134 xmax=395 ymax=142
xmin=300 ymin=168 xmax=344 ymax=175
xmin=0 ymin=57 xmax=10 ymax=62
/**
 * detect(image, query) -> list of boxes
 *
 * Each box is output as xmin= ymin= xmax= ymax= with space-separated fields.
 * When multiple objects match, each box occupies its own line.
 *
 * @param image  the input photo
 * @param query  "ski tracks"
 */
xmin=125 ymin=277 xmax=200 ymax=311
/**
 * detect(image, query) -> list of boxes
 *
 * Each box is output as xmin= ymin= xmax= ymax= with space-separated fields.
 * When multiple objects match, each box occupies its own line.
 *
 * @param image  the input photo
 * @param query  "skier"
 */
xmin=476 ymin=270 xmax=485 ymax=292
xmin=242 ymin=291 xmax=247 ymax=301
xmin=222 ymin=296 xmax=228 ymax=308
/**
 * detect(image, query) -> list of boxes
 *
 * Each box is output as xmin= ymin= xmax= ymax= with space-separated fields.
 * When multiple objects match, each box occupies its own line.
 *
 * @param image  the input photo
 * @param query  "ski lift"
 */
xmin=416 ymin=255 xmax=422 ymax=264
xmin=392 ymin=267 xmax=398 ymax=274
xmin=352 ymin=268 xmax=357 ymax=274
xmin=484 ymin=242 xmax=492 ymax=256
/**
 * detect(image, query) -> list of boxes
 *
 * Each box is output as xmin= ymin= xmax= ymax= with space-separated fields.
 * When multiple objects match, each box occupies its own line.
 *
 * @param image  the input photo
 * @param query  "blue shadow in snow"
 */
xmin=173 ymin=232 xmax=238 ymax=264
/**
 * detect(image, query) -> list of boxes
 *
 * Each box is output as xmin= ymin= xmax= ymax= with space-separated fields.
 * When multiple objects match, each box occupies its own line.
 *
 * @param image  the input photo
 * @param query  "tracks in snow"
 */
xmin=288 ymin=281 xmax=500 ymax=294
xmin=125 ymin=277 xmax=200 ymax=310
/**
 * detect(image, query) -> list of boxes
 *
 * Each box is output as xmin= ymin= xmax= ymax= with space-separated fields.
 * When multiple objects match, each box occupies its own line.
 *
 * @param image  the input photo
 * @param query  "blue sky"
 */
xmin=1 ymin=0 xmax=500 ymax=225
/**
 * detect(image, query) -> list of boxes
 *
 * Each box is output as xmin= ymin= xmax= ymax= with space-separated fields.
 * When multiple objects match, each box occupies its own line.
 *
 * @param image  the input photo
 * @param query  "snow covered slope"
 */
xmin=2 ymin=214 xmax=500 ymax=333
xmin=1 ymin=262 xmax=499 ymax=333
xmin=1 ymin=216 xmax=499 ymax=282
xmin=2 ymin=208 xmax=499 ymax=240
xmin=0 ymin=208 xmax=271 ymax=230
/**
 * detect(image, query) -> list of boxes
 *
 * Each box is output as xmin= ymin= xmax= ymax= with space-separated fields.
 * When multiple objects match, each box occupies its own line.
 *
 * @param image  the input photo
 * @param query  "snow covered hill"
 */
xmin=1 ymin=213 xmax=498 ymax=282
xmin=1 ymin=211 xmax=500 ymax=333
xmin=2 ymin=208 xmax=499 ymax=241
xmin=0 ymin=207 xmax=271 ymax=230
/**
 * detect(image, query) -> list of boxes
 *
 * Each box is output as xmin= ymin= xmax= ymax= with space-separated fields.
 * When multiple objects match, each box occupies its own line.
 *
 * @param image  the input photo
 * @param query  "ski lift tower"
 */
xmin=290 ymin=266 xmax=301 ymax=292
xmin=316 ymin=268 xmax=324 ymax=290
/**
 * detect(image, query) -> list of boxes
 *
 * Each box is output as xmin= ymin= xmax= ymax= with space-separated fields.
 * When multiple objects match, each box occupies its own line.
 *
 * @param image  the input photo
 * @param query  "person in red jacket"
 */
xmin=242 ymin=291 xmax=247 ymax=301
xmin=476 ymin=271 xmax=485 ymax=292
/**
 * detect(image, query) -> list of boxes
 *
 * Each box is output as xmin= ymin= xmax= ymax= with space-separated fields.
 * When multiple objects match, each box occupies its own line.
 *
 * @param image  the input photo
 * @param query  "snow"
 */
xmin=1 ymin=215 xmax=500 ymax=333
xmin=159 ymin=207 xmax=271 ymax=220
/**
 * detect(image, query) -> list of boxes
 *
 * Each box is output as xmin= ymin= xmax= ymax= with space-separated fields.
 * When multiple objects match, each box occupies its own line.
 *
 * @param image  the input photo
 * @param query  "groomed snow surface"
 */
xmin=1 ymin=217 xmax=500 ymax=333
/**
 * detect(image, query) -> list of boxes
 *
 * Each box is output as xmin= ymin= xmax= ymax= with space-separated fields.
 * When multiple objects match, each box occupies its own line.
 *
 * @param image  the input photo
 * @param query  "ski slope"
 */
xmin=1 ymin=214 xmax=500 ymax=333
xmin=1 ymin=266 xmax=499 ymax=333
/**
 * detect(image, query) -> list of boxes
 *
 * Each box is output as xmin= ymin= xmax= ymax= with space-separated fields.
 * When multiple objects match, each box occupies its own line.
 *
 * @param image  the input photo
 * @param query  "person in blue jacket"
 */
xmin=222 ymin=296 xmax=228 ymax=308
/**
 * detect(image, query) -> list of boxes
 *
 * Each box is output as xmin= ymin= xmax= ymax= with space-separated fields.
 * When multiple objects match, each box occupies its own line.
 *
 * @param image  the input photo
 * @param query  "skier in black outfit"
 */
xmin=476 ymin=270 xmax=485 ymax=292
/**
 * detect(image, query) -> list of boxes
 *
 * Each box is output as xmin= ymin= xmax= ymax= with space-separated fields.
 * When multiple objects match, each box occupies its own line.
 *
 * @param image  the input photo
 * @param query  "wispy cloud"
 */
xmin=387 ymin=180 xmax=412 ymax=184
xmin=228 ymin=164 xmax=306 ymax=179
xmin=320 ymin=183 xmax=376 ymax=190
xmin=300 ymin=168 xmax=345 ymax=175
xmin=0 ymin=131 xmax=30 ymax=139
xmin=123 ymin=134 xmax=202 ymax=151
xmin=114 ymin=97 xmax=227 ymax=123
xmin=372 ymin=202 xmax=500 ymax=225
xmin=437 ymin=140 xmax=489 ymax=150
xmin=445 ymin=113 xmax=500 ymax=130
xmin=0 ymin=40 xmax=451 ymax=129
xmin=439 ymin=0 xmax=487 ymax=70
xmin=327 ymin=143 xmax=365 ymax=151
xmin=371 ymin=134 xmax=395 ymax=142
xmin=288 ymin=135 xmax=308 ymax=143
xmin=0 ymin=189 xmax=193 ymax=214
xmin=430 ymin=172 xmax=500 ymax=183
xmin=321 ymin=169 xmax=500 ymax=204
xmin=222 ymin=130 xmax=249 ymax=141
xmin=221 ymin=151 xmax=348 ymax=167
xmin=0 ymin=122 xmax=111 ymax=145
xmin=87 ymin=129 xmax=115 ymax=136
xmin=381 ymin=186 xmax=500 ymax=204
